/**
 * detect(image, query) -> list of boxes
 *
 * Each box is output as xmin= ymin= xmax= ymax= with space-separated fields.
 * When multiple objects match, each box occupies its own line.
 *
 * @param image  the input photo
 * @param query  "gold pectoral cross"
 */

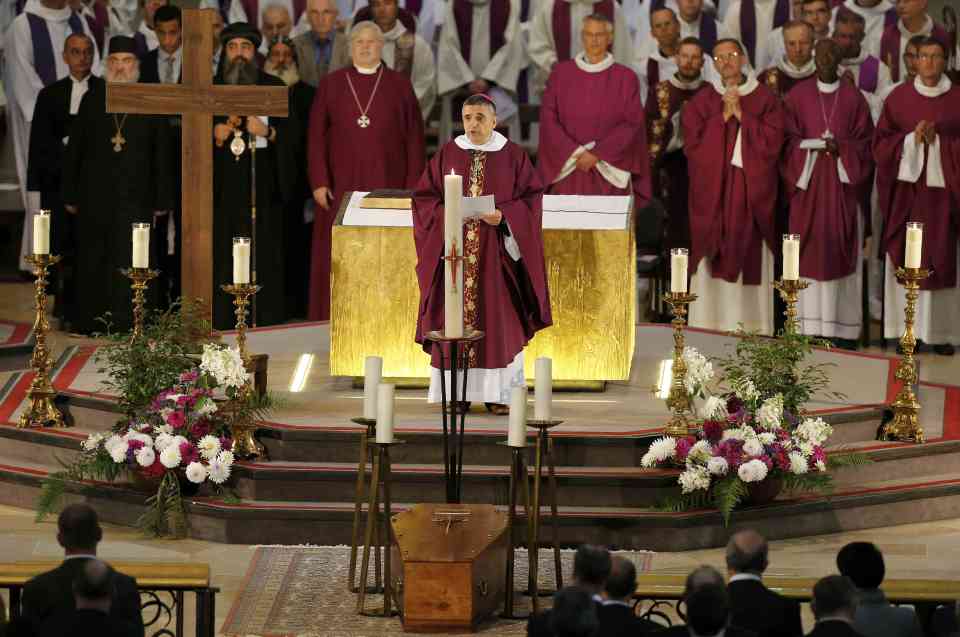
xmin=111 ymin=131 xmax=126 ymax=153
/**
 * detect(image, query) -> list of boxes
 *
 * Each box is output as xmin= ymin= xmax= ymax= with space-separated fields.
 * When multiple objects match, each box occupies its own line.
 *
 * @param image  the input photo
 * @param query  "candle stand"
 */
xmin=19 ymin=254 xmax=66 ymax=429
xmin=221 ymin=283 xmax=264 ymax=459
xmin=662 ymin=292 xmax=698 ymax=437
xmin=498 ymin=441 xmax=531 ymax=619
xmin=121 ymin=267 xmax=159 ymax=341
xmin=773 ymin=278 xmax=810 ymax=335
xmin=425 ymin=329 xmax=485 ymax=504
xmin=357 ymin=439 xmax=404 ymax=617
xmin=525 ymin=419 xmax=564 ymax=615
xmin=348 ymin=417 xmax=382 ymax=594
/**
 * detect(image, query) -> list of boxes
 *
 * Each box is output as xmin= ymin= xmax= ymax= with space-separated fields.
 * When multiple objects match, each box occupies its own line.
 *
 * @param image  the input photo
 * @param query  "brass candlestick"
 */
xmin=19 ymin=253 xmax=66 ymax=429
xmin=221 ymin=282 xmax=263 ymax=458
xmin=773 ymin=278 xmax=810 ymax=335
xmin=881 ymin=267 xmax=930 ymax=443
xmin=348 ymin=417 xmax=382 ymax=595
xmin=121 ymin=267 xmax=158 ymax=340
xmin=662 ymin=291 xmax=697 ymax=437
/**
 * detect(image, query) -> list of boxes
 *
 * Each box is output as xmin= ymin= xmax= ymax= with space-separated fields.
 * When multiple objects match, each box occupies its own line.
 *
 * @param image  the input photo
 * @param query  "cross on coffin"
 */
xmin=106 ymin=9 xmax=288 ymax=312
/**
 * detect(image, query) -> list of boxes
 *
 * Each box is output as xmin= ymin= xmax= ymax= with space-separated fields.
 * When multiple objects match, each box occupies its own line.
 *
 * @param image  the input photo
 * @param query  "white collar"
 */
xmin=898 ymin=15 xmax=932 ymax=38
xmin=574 ymin=51 xmax=614 ymax=73
xmin=63 ymin=554 xmax=97 ymax=560
xmin=651 ymin=46 xmax=678 ymax=63
xmin=24 ymin=0 xmax=72 ymax=21
xmin=354 ymin=62 xmax=382 ymax=75
xmin=729 ymin=573 xmax=763 ymax=583
xmin=71 ymin=73 xmax=90 ymax=84
xmin=711 ymin=72 xmax=760 ymax=96
xmin=602 ymin=599 xmax=633 ymax=608
xmin=382 ymin=21 xmax=406 ymax=41
xmin=454 ymin=130 xmax=508 ymax=151
xmin=817 ymin=79 xmax=840 ymax=93
xmin=670 ymin=73 xmax=704 ymax=90
xmin=680 ymin=13 xmax=702 ymax=27
xmin=845 ymin=0 xmax=894 ymax=16
xmin=914 ymin=74 xmax=951 ymax=98
xmin=776 ymin=56 xmax=816 ymax=78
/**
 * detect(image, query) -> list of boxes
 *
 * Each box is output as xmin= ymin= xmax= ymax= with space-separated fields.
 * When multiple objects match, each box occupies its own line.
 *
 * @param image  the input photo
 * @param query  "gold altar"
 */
xmin=330 ymin=193 xmax=636 ymax=382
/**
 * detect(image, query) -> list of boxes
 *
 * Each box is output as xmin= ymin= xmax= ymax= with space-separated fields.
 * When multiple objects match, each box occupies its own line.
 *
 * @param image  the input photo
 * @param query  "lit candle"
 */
xmin=783 ymin=234 xmax=800 ymax=281
xmin=534 ymin=357 xmax=552 ymax=421
xmin=443 ymin=170 xmax=464 ymax=338
xmin=905 ymin=222 xmax=923 ymax=269
xmin=376 ymin=382 xmax=395 ymax=443
xmin=132 ymin=223 xmax=150 ymax=268
xmin=233 ymin=237 xmax=251 ymax=284
xmin=33 ymin=210 xmax=50 ymax=255
xmin=670 ymin=248 xmax=688 ymax=293
xmin=362 ymin=356 xmax=383 ymax=420
xmin=508 ymin=386 xmax=527 ymax=447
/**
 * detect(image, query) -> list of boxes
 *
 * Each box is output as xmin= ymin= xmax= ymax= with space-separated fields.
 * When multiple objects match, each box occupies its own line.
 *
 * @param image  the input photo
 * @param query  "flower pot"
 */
xmin=742 ymin=475 xmax=784 ymax=507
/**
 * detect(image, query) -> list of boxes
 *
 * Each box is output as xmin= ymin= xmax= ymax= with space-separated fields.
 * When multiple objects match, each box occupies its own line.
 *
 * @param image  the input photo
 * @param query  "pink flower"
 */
xmin=127 ymin=439 xmax=145 ymax=452
xmin=755 ymin=454 xmax=774 ymax=471
xmin=702 ymin=420 xmax=724 ymax=444
xmin=770 ymin=443 xmax=791 ymax=471
xmin=675 ymin=436 xmax=695 ymax=462
xmin=141 ymin=456 xmax=166 ymax=478
xmin=166 ymin=410 xmax=186 ymax=429
xmin=812 ymin=445 xmax=826 ymax=465
xmin=179 ymin=441 xmax=200 ymax=465
xmin=717 ymin=439 xmax=744 ymax=468
xmin=190 ymin=420 xmax=210 ymax=439
xmin=176 ymin=395 xmax=191 ymax=407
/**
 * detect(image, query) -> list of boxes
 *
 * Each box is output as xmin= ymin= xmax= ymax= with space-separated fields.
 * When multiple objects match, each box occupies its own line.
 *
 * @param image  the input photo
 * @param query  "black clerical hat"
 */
xmin=108 ymin=35 xmax=137 ymax=55
xmin=221 ymin=22 xmax=262 ymax=49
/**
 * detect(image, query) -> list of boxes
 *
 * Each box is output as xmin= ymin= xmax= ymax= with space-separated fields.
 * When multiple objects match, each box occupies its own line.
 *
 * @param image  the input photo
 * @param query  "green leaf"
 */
xmin=713 ymin=476 xmax=747 ymax=525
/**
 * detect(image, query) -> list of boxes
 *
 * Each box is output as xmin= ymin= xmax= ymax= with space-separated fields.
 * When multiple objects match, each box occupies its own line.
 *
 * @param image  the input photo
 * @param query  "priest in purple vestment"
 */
xmin=878 ymin=0 xmax=948 ymax=82
xmin=537 ymin=13 xmax=651 ymax=204
xmin=682 ymin=38 xmax=785 ymax=335
xmin=414 ymin=95 xmax=552 ymax=411
xmin=782 ymin=38 xmax=874 ymax=346
xmin=875 ymin=37 xmax=960 ymax=354
xmin=307 ymin=20 xmax=425 ymax=321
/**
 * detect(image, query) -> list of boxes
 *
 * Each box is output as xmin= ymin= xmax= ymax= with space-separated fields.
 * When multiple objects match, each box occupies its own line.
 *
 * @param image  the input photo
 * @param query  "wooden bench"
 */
xmin=0 ymin=561 xmax=217 ymax=637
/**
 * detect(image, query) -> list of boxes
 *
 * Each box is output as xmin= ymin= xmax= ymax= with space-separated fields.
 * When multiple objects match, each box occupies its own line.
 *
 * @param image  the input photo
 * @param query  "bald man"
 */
xmin=292 ymin=0 xmax=350 ymax=87
xmin=726 ymin=530 xmax=802 ymax=637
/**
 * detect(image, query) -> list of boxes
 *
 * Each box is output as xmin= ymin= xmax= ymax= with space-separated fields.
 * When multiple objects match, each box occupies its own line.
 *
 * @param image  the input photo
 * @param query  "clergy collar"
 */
xmin=898 ymin=14 xmax=932 ymax=39
xmin=455 ymin=130 xmax=508 ymax=152
xmin=24 ymin=0 xmax=72 ymax=21
xmin=846 ymin=0 xmax=894 ymax=15
xmin=777 ymin=56 xmax=816 ymax=78
xmin=71 ymin=73 xmax=90 ymax=84
xmin=914 ymin=73 xmax=951 ymax=98
xmin=355 ymin=62 xmax=382 ymax=74
xmin=574 ymin=51 xmax=614 ymax=73
xmin=670 ymin=73 xmax=703 ymax=90
xmin=382 ymin=21 xmax=407 ymax=41
xmin=817 ymin=78 xmax=840 ymax=93
xmin=710 ymin=72 xmax=759 ymax=96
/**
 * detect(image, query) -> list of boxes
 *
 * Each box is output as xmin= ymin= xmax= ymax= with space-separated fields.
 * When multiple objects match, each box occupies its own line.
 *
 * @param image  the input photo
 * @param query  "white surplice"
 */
xmin=375 ymin=20 xmax=437 ymax=119
xmin=829 ymin=0 xmax=894 ymax=58
xmin=527 ymin=0 xmax=632 ymax=78
xmin=722 ymin=0 xmax=779 ymax=69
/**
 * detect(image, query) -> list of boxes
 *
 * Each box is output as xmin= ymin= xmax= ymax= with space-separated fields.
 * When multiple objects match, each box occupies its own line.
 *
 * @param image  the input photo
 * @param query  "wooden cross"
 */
xmin=106 ymin=9 xmax=288 ymax=311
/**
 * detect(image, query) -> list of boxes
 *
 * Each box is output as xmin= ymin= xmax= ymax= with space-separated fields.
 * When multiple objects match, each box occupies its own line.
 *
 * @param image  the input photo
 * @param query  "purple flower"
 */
xmin=166 ymin=410 xmax=186 ymax=429
xmin=128 ymin=439 xmax=145 ymax=452
xmin=702 ymin=420 xmax=724 ymax=444
xmin=812 ymin=445 xmax=826 ymax=464
xmin=179 ymin=369 xmax=200 ymax=383
xmin=180 ymin=441 xmax=200 ymax=465
xmin=725 ymin=395 xmax=744 ymax=416
xmin=675 ymin=436 xmax=695 ymax=462
xmin=717 ymin=439 xmax=744 ymax=468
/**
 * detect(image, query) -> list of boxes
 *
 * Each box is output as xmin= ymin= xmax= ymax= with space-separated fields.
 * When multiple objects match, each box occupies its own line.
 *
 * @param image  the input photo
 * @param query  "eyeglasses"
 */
xmin=713 ymin=51 xmax=740 ymax=62
xmin=917 ymin=53 xmax=945 ymax=61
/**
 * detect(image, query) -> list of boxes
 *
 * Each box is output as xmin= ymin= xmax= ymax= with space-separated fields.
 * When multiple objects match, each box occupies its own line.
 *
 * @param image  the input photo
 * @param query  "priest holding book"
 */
xmin=413 ymin=94 xmax=552 ymax=414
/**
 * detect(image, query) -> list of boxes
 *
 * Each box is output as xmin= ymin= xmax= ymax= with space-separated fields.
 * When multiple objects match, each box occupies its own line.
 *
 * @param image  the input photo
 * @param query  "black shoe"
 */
xmin=933 ymin=344 xmax=955 ymax=356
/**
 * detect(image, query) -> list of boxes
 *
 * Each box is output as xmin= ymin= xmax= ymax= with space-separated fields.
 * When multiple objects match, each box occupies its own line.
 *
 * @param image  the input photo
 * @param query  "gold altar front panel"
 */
xmin=330 ymin=200 xmax=636 ymax=381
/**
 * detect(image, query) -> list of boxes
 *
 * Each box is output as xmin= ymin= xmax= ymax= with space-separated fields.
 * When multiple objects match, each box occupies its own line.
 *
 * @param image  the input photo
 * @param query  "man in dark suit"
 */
xmin=527 ymin=545 xmax=611 ymax=637
xmin=660 ymin=566 xmax=758 ymax=637
xmin=836 ymin=542 xmax=922 ymax=637
xmin=726 ymin=529 xmax=803 ymax=637
xmin=39 ymin=559 xmax=140 ymax=637
xmin=139 ymin=4 xmax=182 ymax=84
xmin=27 ymin=32 xmax=102 ymax=325
xmin=20 ymin=504 xmax=144 ymax=637
xmin=807 ymin=576 xmax=863 ymax=637
xmin=597 ymin=556 xmax=661 ymax=636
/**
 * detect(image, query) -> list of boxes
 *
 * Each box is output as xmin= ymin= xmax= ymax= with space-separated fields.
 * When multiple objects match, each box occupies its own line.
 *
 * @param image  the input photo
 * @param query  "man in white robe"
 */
xmin=350 ymin=0 xmax=441 ymax=44
xmin=620 ymin=0 xmax=719 ymax=52
xmin=830 ymin=0 xmax=895 ymax=58
xmin=759 ymin=0 xmax=829 ymax=71
xmin=722 ymin=0 xmax=791 ymax=70
xmin=364 ymin=0 xmax=436 ymax=117
xmin=6 ymin=0 xmax=99 ymax=271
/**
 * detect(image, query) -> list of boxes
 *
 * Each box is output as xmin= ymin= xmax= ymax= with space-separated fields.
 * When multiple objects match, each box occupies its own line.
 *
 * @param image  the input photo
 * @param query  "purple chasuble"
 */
xmin=27 ymin=11 xmax=84 ymax=87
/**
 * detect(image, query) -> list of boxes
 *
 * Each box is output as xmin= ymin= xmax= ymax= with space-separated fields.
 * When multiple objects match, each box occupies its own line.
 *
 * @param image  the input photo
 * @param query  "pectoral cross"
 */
xmin=443 ymin=239 xmax=463 ymax=292
xmin=358 ymin=114 xmax=370 ymax=128
xmin=111 ymin=131 xmax=126 ymax=152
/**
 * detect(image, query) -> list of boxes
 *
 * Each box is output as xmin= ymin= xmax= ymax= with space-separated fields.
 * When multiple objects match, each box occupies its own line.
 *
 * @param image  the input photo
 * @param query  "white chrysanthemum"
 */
xmin=185 ymin=461 xmax=208 ymax=484
xmin=707 ymin=456 xmax=729 ymax=476
xmin=135 ymin=446 xmax=156 ymax=467
xmin=641 ymin=437 xmax=677 ymax=467
xmin=159 ymin=444 xmax=182 ymax=469
xmin=197 ymin=435 xmax=221 ymax=461
xmin=678 ymin=466 xmax=712 ymax=493
xmin=733 ymin=377 xmax=760 ymax=403
xmin=789 ymin=452 xmax=809 ymax=475
xmin=103 ymin=434 xmax=124 ymax=452
xmin=721 ymin=427 xmax=747 ymax=441
xmin=816 ymin=459 xmax=827 ymax=472
xmin=758 ymin=432 xmax=776 ymax=445
xmin=200 ymin=344 xmax=248 ymax=389
xmin=796 ymin=417 xmax=833 ymax=446
xmin=757 ymin=394 xmax=784 ymax=430
xmin=156 ymin=424 xmax=174 ymax=436
xmin=195 ymin=397 xmax=218 ymax=415
xmin=737 ymin=458 xmax=769 ymax=483
xmin=154 ymin=433 xmax=174 ymax=452
xmin=798 ymin=441 xmax=814 ymax=457
xmin=217 ymin=450 xmax=235 ymax=467
xmin=171 ymin=435 xmax=189 ymax=449
xmin=207 ymin=459 xmax=231 ymax=484
xmin=699 ymin=395 xmax=728 ymax=420
xmin=108 ymin=439 xmax=129 ymax=463
xmin=743 ymin=438 xmax=765 ymax=457
xmin=682 ymin=347 xmax=714 ymax=396
xmin=688 ymin=440 xmax=713 ymax=463
xmin=81 ymin=433 xmax=105 ymax=452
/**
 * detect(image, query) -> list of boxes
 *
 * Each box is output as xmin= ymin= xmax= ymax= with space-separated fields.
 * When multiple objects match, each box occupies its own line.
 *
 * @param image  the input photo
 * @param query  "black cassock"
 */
xmin=61 ymin=84 xmax=173 ymax=335
xmin=212 ymin=70 xmax=297 ymax=330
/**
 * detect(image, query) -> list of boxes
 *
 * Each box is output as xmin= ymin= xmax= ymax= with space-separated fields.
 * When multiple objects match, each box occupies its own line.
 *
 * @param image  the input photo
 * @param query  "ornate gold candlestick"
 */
xmin=881 ymin=267 xmax=930 ymax=443
xmin=773 ymin=278 xmax=810 ymax=335
xmin=121 ymin=267 xmax=158 ymax=340
xmin=19 ymin=253 xmax=66 ymax=429
xmin=663 ymin=291 xmax=697 ymax=437
xmin=221 ymin=282 xmax=263 ymax=458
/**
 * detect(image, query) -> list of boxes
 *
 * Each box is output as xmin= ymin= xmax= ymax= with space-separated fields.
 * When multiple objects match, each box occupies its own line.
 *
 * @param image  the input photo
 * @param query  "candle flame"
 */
xmin=449 ymin=169 xmax=457 ymax=175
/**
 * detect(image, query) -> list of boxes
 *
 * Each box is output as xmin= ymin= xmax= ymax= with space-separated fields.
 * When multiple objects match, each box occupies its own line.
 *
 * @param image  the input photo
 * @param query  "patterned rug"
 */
xmin=221 ymin=545 xmax=654 ymax=637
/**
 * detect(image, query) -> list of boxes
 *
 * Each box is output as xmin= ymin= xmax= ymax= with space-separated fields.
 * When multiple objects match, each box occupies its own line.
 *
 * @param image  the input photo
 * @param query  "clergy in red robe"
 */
xmin=758 ymin=20 xmax=816 ymax=97
xmin=782 ymin=39 xmax=874 ymax=346
xmin=307 ymin=20 xmax=425 ymax=321
xmin=682 ymin=38 xmax=785 ymax=335
xmin=875 ymin=37 xmax=960 ymax=355
xmin=646 ymin=36 xmax=707 ymax=248
xmin=537 ymin=13 xmax=651 ymax=204
xmin=878 ymin=0 xmax=948 ymax=82
xmin=413 ymin=94 xmax=552 ymax=410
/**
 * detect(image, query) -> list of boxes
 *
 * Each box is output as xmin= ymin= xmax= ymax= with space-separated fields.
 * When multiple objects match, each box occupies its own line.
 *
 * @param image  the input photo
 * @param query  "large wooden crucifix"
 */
xmin=106 ymin=9 xmax=288 ymax=311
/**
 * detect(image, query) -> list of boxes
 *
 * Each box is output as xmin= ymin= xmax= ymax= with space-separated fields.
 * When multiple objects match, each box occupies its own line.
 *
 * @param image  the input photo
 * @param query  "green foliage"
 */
xmin=35 ymin=449 xmax=126 ymax=522
xmin=94 ymin=299 xmax=213 ymax=417
xmin=137 ymin=471 xmax=188 ymax=538
xmin=713 ymin=475 xmax=748 ymax=524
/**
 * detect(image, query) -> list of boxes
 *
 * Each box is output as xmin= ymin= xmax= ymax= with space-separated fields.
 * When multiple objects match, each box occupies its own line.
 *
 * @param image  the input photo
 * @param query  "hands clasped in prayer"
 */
xmin=913 ymin=120 xmax=937 ymax=145
xmin=722 ymin=86 xmax=742 ymax=122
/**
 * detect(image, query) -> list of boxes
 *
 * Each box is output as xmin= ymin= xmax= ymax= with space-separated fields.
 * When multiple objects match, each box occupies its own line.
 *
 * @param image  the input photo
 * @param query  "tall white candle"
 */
xmin=534 ymin=357 xmax=552 ymax=421
xmin=362 ymin=356 xmax=383 ymax=420
xmin=670 ymin=248 xmax=688 ymax=293
xmin=783 ymin=234 xmax=800 ymax=281
xmin=233 ymin=237 xmax=251 ymax=284
xmin=33 ymin=210 xmax=50 ymax=255
xmin=132 ymin=223 xmax=150 ymax=268
xmin=508 ymin=386 xmax=527 ymax=447
xmin=905 ymin=222 xmax=923 ymax=269
xmin=376 ymin=383 xmax=395 ymax=443
xmin=443 ymin=170 xmax=464 ymax=338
